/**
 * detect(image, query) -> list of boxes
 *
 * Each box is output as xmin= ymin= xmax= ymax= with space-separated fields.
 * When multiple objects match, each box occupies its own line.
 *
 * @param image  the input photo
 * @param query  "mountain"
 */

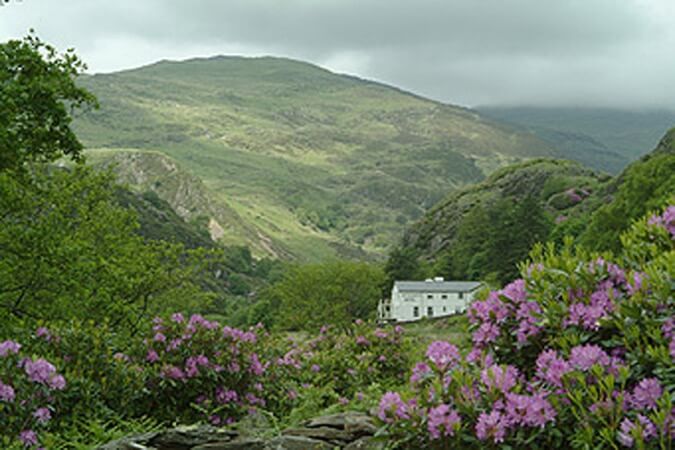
xmin=86 ymin=149 xmax=292 ymax=258
xmin=73 ymin=56 xmax=556 ymax=260
xmin=392 ymin=128 xmax=675 ymax=283
xmin=476 ymin=106 xmax=675 ymax=173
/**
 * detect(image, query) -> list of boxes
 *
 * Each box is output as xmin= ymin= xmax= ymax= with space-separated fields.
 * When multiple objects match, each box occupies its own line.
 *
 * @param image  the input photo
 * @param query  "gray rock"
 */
xmin=266 ymin=436 xmax=334 ymax=450
xmin=149 ymin=425 xmax=238 ymax=449
xmin=97 ymin=412 xmax=379 ymax=450
xmin=303 ymin=412 xmax=377 ymax=440
xmin=192 ymin=438 xmax=265 ymax=450
xmin=96 ymin=432 xmax=159 ymax=450
xmin=344 ymin=437 xmax=384 ymax=450
xmin=283 ymin=426 xmax=353 ymax=442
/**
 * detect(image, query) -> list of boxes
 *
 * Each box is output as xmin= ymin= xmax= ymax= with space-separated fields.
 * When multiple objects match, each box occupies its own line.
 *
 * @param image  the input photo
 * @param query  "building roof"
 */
xmin=394 ymin=280 xmax=483 ymax=293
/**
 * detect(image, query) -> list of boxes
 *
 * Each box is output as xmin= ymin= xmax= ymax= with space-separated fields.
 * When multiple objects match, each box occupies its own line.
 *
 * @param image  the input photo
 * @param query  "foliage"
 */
xmin=266 ymin=261 xmax=386 ymax=330
xmin=1 ymin=338 xmax=67 ymax=449
xmin=0 ymin=165 xmax=209 ymax=335
xmin=0 ymin=33 xmax=96 ymax=173
xmin=398 ymin=158 xmax=602 ymax=285
xmin=435 ymin=196 xmax=552 ymax=285
xmin=14 ymin=321 xmax=147 ymax=422
xmin=580 ymin=150 xmax=675 ymax=253
xmin=377 ymin=205 xmax=674 ymax=448
xmin=37 ymin=416 xmax=161 ymax=450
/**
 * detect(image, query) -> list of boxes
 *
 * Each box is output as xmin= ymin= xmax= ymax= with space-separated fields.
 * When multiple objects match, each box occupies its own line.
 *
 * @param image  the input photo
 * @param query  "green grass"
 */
xmin=72 ymin=56 xmax=557 ymax=261
xmin=401 ymin=315 xmax=471 ymax=359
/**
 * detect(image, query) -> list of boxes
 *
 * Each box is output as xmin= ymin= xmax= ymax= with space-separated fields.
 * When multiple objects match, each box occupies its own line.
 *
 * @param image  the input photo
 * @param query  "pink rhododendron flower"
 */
xmin=425 ymin=341 xmax=460 ymax=370
xmin=568 ymin=344 xmax=610 ymax=370
xmin=33 ymin=407 xmax=52 ymax=424
xmin=475 ymin=410 xmax=509 ymax=443
xmin=378 ymin=392 xmax=409 ymax=423
xmin=629 ymin=378 xmax=662 ymax=410
xmin=535 ymin=349 xmax=570 ymax=387
xmin=0 ymin=381 xmax=16 ymax=402
xmin=504 ymin=392 xmax=556 ymax=428
xmin=0 ymin=340 xmax=21 ymax=357
xmin=481 ymin=364 xmax=519 ymax=393
xmin=19 ymin=430 xmax=38 ymax=447
xmin=428 ymin=404 xmax=461 ymax=439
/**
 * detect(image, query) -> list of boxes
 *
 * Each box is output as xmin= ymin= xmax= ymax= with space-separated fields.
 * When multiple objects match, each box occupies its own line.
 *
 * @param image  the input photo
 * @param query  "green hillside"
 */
xmin=393 ymin=128 xmax=675 ymax=283
xmin=477 ymin=106 xmax=675 ymax=172
xmin=86 ymin=149 xmax=295 ymax=258
xmin=73 ymin=56 xmax=555 ymax=260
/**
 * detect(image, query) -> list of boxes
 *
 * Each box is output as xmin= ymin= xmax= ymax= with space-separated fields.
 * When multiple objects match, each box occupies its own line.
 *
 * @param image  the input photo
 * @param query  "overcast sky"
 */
xmin=1 ymin=0 xmax=674 ymax=109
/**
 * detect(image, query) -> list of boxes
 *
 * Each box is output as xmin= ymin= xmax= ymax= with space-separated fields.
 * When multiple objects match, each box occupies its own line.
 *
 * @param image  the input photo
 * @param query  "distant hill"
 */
xmin=73 ymin=56 xmax=556 ymax=260
xmin=477 ymin=106 xmax=675 ymax=173
xmin=393 ymin=127 xmax=675 ymax=283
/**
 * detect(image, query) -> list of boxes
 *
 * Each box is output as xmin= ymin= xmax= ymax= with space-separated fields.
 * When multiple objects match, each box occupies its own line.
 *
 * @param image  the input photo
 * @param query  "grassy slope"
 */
xmin=74 ymin=56 xmax=555 ymax=260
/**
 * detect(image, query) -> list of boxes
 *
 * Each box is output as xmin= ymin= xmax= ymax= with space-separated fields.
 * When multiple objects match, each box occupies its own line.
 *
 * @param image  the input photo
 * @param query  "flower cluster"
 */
xmin=137 ymin=314 xmax=271 ymax=424
xmin=1 ymin=338 xmax=66 ymax=449
xmin=648 ymin=205 xmax=675 ymax=238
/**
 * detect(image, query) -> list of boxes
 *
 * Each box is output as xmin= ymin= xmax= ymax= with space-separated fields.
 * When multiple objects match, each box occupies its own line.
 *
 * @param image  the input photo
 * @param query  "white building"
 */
xmin=378 ymin=277 xmax=483 ymax=322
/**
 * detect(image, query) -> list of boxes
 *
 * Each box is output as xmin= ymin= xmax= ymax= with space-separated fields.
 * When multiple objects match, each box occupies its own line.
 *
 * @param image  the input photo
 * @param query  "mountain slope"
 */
xmin=86 ymin=149 xmax=293 ymax=259
xmin=401 ymin=158 xmax=608 ymax=259
xmin=477 ymin=106 xmax=675 ymax=172
xmin=73 ymin=56 xmax=555 ymax=259
xmin=393 ymin=127 xmax=675 ymax=283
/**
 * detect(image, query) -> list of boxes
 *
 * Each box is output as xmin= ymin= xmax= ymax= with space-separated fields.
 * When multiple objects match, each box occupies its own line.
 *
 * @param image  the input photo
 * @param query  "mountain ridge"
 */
xmin=73 ymin=56 xmax=558 ymax=260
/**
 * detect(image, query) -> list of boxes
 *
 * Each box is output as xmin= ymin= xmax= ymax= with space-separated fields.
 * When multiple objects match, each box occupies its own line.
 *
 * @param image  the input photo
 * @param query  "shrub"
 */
xmin=1 ymin=339 xmax=67 ymax=449
xmin=131 ymin=313 xmax=271 ymax=425
xmin=377 ymin=205 xmax=674 ymax=448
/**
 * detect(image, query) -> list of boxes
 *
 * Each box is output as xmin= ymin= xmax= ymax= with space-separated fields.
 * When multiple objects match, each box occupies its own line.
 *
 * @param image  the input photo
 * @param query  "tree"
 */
xmin=481 ymin=196 xmax=551 ymax=284
xmin=0 ymin=33 xmax=96 ymax=173
xmin=0 ymin=166 xmax=209 ymax=334
xmin=270 ymin=261 xmax=386 ymax=331
xmin=384 ymin=246 xmax=423 ymax=293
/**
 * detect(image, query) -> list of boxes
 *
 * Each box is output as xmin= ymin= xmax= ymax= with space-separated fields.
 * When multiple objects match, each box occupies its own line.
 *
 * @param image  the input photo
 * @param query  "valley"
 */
xmin=73 ymin=56 xmax=557 ymax=260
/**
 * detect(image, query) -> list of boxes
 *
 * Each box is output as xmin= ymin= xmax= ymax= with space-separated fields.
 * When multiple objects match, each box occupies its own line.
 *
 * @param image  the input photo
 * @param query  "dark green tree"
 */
xmin=271 ymin=261 xmax=386 ymax=331
xmin=0 ymin=33 xmax=97 ymax=173
xmin=384 ymin=246 xmax=422 ymax=293
xmin=0 ymin=166 xmax=208 ymax=334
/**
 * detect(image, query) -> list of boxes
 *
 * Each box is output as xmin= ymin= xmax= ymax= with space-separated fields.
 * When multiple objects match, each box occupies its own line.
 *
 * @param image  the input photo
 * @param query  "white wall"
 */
xmin=383 ymin=286 xmax=478 ymax=322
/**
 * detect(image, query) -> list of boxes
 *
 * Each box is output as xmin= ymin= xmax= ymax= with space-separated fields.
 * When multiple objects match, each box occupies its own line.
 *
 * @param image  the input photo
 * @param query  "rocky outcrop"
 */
xmin=97 ymin=412 xmax=382 ymax=450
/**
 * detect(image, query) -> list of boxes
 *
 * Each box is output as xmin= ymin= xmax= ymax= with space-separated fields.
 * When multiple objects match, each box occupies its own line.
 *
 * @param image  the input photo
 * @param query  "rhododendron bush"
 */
xmin=378 ymin=205 xmax=674 ymax=449
xmin=0 ymin=339 xmax=66 ymax=449
xmin=1 ymin=315 xmax=412 ymax=446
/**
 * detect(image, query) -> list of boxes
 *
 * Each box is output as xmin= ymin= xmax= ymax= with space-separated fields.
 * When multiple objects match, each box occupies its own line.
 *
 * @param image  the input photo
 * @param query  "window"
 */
xmin=385 ymin=306 xmax=390 ymax=312
xmin=441 ymin=294 xmax=447 ymax=299
xmin=427 ymin=306 xmax=433 ymax=317
xmin=413 ymin=306 xmax=419 ymax=318
xmin=443 ymin=306 xmax=447 ymax=312
xmin=459 ymin=292 xmax=464 ymax=299
xmin=427 ymin=294 xmax=433 ymax=299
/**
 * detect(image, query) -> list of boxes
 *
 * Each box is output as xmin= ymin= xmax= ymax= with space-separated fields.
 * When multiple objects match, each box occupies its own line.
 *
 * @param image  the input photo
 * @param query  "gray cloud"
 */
xmin=1 ymin=0 xmax=674 ymax=108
